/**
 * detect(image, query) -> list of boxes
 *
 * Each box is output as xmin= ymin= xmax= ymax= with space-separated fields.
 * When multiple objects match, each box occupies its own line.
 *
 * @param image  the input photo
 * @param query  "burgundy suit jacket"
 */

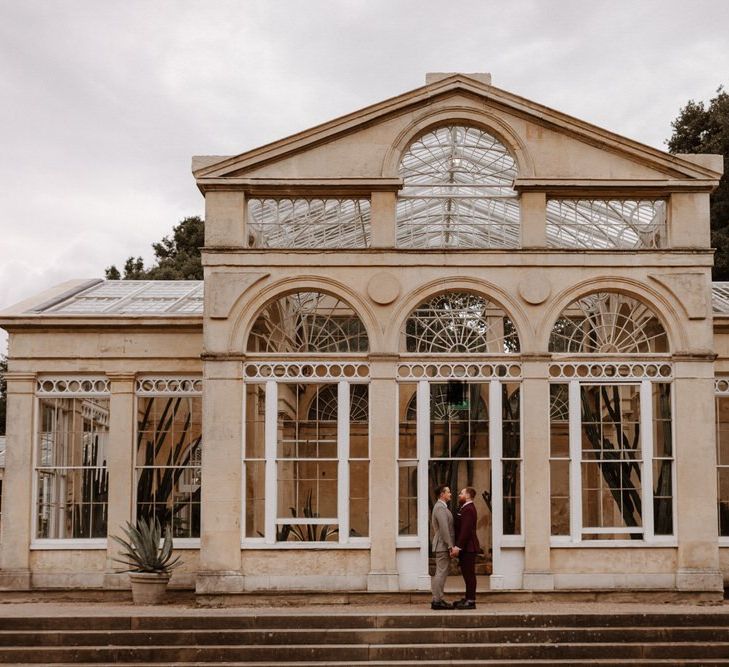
xmin=454 ymin=502 xmax=480 ymax=553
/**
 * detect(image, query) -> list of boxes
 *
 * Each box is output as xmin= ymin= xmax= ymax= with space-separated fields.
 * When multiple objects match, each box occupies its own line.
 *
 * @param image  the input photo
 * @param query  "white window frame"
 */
xmin=31 ymin=376 xmax=110 ymax=549
xmin=549 ymin=364 xmax=676 ymax=547
xmin=133 ymin=375 xmax=203 ymax=549
xmin=714 ymin=379 xmax=729 ymax=547
xmin=395 ymin=365 xmax=525 ymax=584
xmin=241 ymin=366 xmax=370 ymax=549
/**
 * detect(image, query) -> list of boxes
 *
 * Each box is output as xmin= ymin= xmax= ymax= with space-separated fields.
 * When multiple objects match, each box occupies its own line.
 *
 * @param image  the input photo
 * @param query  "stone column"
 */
xmin=205 ymin=190 xmax=247 ymax=247
xmin=673 ymin=359 xmax=722 ymax=591
xmin=670 ymin=193 xmax=711 ymax=248
xmin=104 ymin=373 xmax=136 ymax=588
xmin=520 ymin=358 xmax=554 ymax=589
xmin=370 ymin=191 xmax=397 ymax=248
xmin=196 ymin=359 xmax=245 ymax=593
xmin=367 ymin=354 xmax=399 ymax=590
xmin=0 ymin=373 xmax=35 ymax=589
xmin=519 ymin=192 xmax=547 ymax=248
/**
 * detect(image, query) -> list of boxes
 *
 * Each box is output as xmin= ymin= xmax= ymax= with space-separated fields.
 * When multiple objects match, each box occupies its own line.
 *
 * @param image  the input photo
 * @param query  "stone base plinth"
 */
xmin=366 ymin=572 xmax=399 ymax=592
xmin=195 ymin=571 xmax=245 ymax=594
xmin=676 ymin=569 xmax=724 ymax=592
xmin=522 ymin=571 xmax=555 ymax=590
xmin=0 ymin=570 xmax=31 ymax=590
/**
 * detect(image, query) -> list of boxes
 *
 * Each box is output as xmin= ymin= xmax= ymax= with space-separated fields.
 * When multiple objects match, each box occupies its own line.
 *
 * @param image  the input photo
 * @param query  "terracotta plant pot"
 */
xmin=129 ymin=572 xmax=171 ymax=605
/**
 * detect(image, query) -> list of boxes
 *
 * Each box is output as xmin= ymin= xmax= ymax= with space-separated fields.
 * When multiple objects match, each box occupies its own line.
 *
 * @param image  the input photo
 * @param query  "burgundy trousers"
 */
xmin=458 ymin=551 xmax=477 ymax=601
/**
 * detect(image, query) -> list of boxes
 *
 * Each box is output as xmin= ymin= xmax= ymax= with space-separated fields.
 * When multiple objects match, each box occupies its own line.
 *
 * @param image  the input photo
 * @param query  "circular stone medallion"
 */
xmin=518 ymin=272 xmax=551 ymax=305
xmin=367 ymin=272 xmax=401 ymax=305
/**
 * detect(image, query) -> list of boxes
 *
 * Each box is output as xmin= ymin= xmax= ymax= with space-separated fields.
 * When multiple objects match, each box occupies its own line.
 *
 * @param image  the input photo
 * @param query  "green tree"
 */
xmin=105 ymin=216 xmax=204 ymax=280
xmin=0 ymin=354 xmax=7 ymax=436
xmin=667 ymin=87 xmax=729 ymax=279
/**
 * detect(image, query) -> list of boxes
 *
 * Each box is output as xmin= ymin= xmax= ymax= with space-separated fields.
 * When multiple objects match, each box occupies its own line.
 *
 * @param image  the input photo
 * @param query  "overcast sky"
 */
xmin=1 ymin=0 xmax=728 ymax=354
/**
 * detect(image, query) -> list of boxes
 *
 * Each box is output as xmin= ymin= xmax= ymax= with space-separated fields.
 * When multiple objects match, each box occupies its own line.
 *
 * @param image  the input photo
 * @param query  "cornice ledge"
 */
xmin=520 ymin=353 xmax=552 ymax=362
xmin=671 ymin=351 xmax=717 ymax=362
xmin=106 ymin=372 xmax=137 ymax=381
xmin=513 ymin=178 xmax=719 ymax=193
xmin=201 ymin=353 xmax=246 ymax=362
xmin=2 ymin=371 xmax=37 ymax=381
xmin=196 ymin=177 xmax=404 ymax=195
xmin=367 ymin=353 xmax=400 ymax=363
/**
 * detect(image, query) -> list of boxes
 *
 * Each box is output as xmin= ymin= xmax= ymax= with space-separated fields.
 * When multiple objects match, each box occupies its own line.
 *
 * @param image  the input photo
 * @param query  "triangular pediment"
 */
xmin=193 ymin=74 xmax=722 ymax=185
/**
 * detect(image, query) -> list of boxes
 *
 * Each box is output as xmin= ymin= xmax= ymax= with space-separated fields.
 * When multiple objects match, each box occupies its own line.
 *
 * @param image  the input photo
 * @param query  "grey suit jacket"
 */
xmin=431 ymin=500 xmax=455 ymax=552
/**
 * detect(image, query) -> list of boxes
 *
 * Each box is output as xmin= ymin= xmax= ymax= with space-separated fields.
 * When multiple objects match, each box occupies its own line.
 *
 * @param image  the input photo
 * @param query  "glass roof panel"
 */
xmin=40 ymin=281 xmax=204 ymax=315
xmin=713 ymin=283 xmax=729 ymax=314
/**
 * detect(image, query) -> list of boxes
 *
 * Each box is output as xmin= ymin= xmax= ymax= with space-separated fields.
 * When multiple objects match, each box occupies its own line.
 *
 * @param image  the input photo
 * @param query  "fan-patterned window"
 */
xmin=549 ymin=292 xmax=668 ymax=354
xmin=403 ymin=291 xmax=520 ymax=354
xmin=396 ymin=125 xmax=520 ymax=249
xmin=247 ymin=291 xmax=369 ymax=353
xmin=308 ymin=384 xmax=369 ymax=423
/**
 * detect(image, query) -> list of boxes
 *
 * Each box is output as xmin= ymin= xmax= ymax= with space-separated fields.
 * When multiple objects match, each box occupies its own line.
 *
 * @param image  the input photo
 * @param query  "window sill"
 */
xmin=550 ymin=538 xmax=677 ymax=548
xmin=170 ymin=539 xmax=200 ymax=549
xmin=241 ymin=540 xmax=370 ymax=550
xmin=31 ymin=539 xmax=107 ymax=550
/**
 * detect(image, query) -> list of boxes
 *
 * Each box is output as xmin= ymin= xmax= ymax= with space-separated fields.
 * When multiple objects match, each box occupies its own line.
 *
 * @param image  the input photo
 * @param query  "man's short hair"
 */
xmin=464 ymin=486 xmax=476 ymax=499
xmin=434 ymin=484 xmax=450 ymax=498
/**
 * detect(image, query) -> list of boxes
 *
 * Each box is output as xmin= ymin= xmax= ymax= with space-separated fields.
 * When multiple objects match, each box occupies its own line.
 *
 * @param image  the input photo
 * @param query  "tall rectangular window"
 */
xmin=349 ymin=385 xmax=369 ymax=538
xmin=501 ymin=383 xmax=521 ymax=535
xmin=36 ymin=396 xmax=109 ymax=539
xmin=549 ymin=384 xmax=570 ymax=536
xmin=244 ymin=383 xmax=266 ymax=539
xmin=652 ymin=383 xmax=673 ymax=535
xmin=242 ymin=376 xmax=369 ymax=544
xmin=398 ymin=383 xmax=417 ymax=536
xmin=135 ymin=393 xmax=202 ymax=538
xmin=277 ymin=384 xmax=338 ymax=542
xmin=581 ymin=384 xmax=642 ymax=539
xmin=717 ymin=394 xmax=729 ymax=537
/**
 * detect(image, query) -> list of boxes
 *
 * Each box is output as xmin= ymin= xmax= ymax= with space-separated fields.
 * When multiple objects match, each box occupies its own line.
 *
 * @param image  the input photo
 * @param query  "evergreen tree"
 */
xmin=667 ymin=87 xmax=729 ymax=279
xmin=105 ymin=216 xmax=204 ymax=280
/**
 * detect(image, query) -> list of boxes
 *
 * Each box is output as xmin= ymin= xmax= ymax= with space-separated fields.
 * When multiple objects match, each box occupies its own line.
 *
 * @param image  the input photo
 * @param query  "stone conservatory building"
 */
xmin=1 ymin=73 xmax=728 ymax=598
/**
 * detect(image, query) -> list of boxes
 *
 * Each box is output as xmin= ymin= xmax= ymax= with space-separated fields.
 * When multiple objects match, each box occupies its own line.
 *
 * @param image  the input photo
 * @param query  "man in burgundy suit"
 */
xmin=451 ymin=486 xmax=480 ymax=609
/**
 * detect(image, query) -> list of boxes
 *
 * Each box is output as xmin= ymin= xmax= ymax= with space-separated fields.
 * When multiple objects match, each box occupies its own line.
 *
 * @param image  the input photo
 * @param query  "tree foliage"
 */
xmin=667 ymin=87 xmax=729 ymax=279
xmin=105 ymin=216 xmax=204 ymax=280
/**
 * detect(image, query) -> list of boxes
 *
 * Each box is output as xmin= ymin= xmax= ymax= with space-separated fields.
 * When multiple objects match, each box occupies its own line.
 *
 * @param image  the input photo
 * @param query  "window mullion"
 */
xmin=338 ymin=381 xmax=350 ymax=545
xmin=416 ymin=380 xmax=430 ymax=576
xmin=568 ymin=380 xmax=582 ymax=542
xmin=264 ymin=380 xmax=278 ymax=544
xmin=490 ymin=379 xmax=503 ymax=577
xmin=640 ymin=380 xmax=654 ymax=540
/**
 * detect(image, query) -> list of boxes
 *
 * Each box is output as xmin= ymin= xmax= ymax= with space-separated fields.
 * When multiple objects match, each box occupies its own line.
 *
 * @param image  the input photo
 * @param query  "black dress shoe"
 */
xmin=430 ymin=600 xmax=453 ymax=610
xmin=453 ymin=599 xmax=476 ymax=610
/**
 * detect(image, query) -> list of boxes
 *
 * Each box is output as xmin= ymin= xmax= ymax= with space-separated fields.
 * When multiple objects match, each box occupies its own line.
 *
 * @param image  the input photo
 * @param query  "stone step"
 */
xmin=2 ymin=642 xmax=729 ymax=663
xmin=0 ymin=626 xmax=727 ymax=647
xmin=2 ymin=612 xmax=729 ymax=631
xmin=37 ymin=662 xmax=729 ymax=667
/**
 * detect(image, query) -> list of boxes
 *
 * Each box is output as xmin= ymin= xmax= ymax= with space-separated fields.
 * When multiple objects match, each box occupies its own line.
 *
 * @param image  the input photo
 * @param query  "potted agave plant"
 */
xmin=112 ymin=516 xmax=181 ymax=605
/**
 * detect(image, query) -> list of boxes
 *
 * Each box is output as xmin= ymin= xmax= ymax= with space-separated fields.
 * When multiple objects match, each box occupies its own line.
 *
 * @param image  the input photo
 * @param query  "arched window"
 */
xmin=549 ymin=292 xmax=668 ymax=354
xmin=402 ymin=291 xmax=520 ymax=354
xmin=247 ymin=291 xmax=369 ymax=353
xmin=308 ymin=384 xmax=369 ymax=422
xmin=405 ymin=383 xmax=488 ymax=422
xmin=396 ymin=125 xmax=520 ymax=249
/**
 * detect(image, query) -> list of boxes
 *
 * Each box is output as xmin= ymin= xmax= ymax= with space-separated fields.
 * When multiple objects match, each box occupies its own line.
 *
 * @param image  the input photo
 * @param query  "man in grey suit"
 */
xmin=430 ymin=484 xmax=455 ymax=610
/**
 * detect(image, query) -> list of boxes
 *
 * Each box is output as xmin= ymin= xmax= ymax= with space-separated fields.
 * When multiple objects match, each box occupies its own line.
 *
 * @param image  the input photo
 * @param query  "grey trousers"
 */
xmin=431 ymin=550 xmax=450 ymax=601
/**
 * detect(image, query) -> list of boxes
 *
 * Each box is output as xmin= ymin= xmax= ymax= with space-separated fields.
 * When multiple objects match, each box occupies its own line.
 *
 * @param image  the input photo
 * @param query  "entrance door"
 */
xmin=398 ymin=379 xmax=521 ymax=590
